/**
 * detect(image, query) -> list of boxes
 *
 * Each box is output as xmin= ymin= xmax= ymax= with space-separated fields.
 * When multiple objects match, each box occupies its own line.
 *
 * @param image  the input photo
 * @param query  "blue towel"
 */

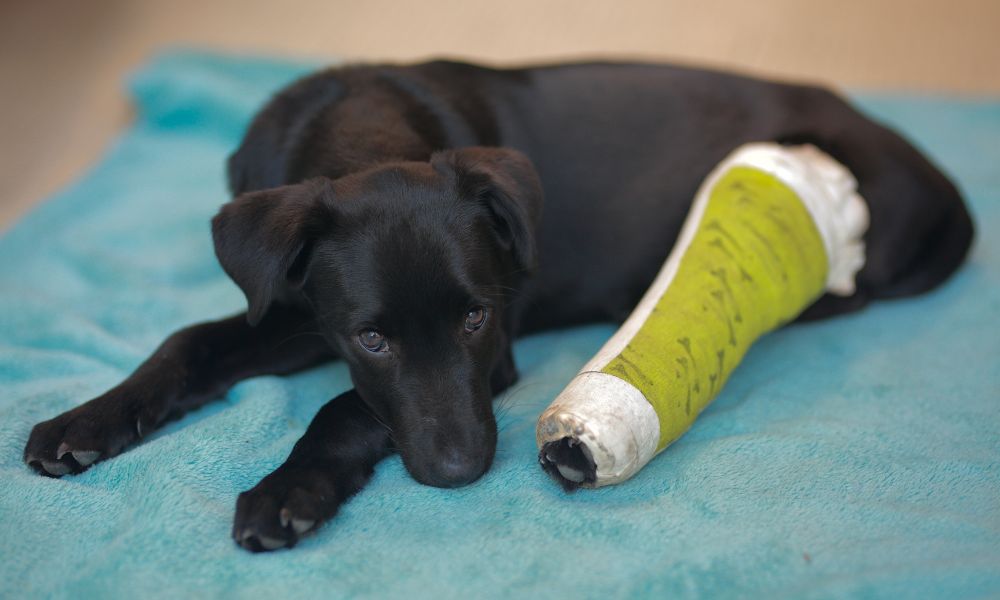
xmin=1 ymin=51 xmax=997 ymax=599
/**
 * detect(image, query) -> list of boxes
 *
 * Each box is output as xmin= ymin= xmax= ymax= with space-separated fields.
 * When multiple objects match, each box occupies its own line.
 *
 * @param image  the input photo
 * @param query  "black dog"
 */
xmin=23 ymin=60 xmax=973 ymax=551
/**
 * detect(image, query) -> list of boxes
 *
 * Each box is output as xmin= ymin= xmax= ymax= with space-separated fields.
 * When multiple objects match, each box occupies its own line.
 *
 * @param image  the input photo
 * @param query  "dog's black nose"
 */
xmin=430 ymin=451 xmax=484 ymax=488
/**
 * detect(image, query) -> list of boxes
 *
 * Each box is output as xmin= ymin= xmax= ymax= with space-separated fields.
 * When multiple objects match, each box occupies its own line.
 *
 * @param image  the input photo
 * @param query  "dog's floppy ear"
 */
xmin=432 ymin=147 xmax=544 ymax=273
xmin=211 ymin=178 xmax=333 ymax=326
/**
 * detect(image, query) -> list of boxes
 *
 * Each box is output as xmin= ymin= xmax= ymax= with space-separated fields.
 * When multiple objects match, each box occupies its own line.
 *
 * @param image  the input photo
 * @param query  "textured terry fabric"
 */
xmin=0 ymin=51 xmax=997 ymax=599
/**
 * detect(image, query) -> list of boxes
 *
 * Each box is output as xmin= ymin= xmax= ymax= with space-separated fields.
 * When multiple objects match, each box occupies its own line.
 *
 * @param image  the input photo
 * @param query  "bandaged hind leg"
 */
xmin=536 ymin=143 xmax=869 ymax=489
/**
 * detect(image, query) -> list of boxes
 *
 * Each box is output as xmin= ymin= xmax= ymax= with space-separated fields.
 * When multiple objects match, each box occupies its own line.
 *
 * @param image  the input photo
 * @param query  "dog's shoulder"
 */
xmin=227 ymin=67 xmax=354 ymax=195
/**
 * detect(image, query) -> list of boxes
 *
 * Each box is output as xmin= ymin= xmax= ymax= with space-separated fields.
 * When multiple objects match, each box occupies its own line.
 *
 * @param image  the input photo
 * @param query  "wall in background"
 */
xmin=2 ymin=0 xmax=998 ymax=228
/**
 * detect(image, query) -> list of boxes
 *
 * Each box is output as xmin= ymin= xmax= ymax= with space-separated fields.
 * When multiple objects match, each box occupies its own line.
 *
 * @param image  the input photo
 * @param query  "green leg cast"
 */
xmin=537 ymin=143 xmax=868 ymax=488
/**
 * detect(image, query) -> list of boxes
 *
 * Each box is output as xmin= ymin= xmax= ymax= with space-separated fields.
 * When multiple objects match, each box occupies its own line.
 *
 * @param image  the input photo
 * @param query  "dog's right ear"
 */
xmin=431 ymin=147 xmax=544 ymax=274
xmin=211 ymin=178 xmax=334 ymax=326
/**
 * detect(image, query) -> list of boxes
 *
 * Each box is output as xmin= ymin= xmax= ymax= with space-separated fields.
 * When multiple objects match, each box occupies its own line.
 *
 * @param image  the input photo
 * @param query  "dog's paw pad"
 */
xmin=233 ymin=527 xmax=293 ymax=552
xmin=234 ymin=528 xmax=293 ymax=552
xmin=40 ymin=460 xmax=72 ymax=477
xmin=256 ymin=535 xmax=289 ymax=551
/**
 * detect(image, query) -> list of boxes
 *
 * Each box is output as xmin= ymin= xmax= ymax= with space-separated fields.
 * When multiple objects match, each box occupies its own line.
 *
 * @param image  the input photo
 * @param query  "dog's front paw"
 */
xmin=23 ymin=392 xmax=148 ymax=477
xmin=232 ymin=463 xmax=345 ymax=552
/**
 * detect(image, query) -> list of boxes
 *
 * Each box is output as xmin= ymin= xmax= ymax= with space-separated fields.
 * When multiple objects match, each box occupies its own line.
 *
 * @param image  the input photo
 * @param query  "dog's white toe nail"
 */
xmin=41 ymin=460 xmax=71 ymax=476
xmin=291 ymin=518 xmax=315 ymax=534
xmin=279 ymin=507 xmax=314 ymax=534
xmin=72 ymin=450 xmax=100 ymax=467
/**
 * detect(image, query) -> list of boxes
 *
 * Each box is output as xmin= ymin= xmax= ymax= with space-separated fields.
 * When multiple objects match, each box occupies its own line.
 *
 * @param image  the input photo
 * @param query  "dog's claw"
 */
xmin=53 ymin=443 xmax=100 ymax=468
xmin=56 ymin=442 xmax=71 ymax=461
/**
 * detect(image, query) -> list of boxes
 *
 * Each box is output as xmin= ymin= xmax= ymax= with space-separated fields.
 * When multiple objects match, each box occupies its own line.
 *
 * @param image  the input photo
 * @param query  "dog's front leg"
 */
xmin=232 ymin=388 xmax=394 ymax=552
xmin=23 ymin=305 xmax=332 ymax=477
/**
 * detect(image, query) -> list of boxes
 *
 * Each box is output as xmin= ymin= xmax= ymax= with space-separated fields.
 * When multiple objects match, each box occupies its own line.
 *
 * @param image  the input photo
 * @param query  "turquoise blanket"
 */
xmin=1 ymin=52 xmax=997 ymax=599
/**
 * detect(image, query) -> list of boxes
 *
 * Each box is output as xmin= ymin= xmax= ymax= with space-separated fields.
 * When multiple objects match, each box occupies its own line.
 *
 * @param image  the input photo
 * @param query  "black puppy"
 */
xmin=23 ymin=60 xmax=973 ymax=551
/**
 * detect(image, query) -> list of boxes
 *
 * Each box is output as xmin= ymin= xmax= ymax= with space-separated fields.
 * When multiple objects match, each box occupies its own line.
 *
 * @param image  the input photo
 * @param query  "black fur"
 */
xmin=24 ymin=59 xmax=974 ymax=551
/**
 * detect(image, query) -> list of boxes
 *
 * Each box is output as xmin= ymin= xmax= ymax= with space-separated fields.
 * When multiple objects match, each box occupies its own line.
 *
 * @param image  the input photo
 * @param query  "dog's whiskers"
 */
xmin=357 ymin=404 xmax=394 ymax=436
xmin=493 ymin=381 xmax=551 ymax=433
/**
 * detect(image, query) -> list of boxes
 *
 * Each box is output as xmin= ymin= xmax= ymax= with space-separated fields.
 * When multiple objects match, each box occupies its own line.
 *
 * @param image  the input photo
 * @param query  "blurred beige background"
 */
xmin=2 ymin=0 xmax=998 ymax=230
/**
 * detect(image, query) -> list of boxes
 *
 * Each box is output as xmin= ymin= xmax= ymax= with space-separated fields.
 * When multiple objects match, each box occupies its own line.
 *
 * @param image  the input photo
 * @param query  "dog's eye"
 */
xmin=358 ymin=329 xmax=388 ymax=353
xmin=464 ymin=306 xmax=488 ymax=332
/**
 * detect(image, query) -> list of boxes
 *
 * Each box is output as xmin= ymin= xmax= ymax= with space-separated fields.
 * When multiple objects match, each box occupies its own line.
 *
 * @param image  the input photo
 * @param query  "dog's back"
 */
xmin=228 ymin=60 xmax=975 ymax=328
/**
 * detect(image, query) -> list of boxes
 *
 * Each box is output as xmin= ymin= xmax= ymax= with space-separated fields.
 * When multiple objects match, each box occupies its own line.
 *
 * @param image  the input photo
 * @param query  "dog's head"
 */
xmin=211 ymin=147 xmax=543 ymax=487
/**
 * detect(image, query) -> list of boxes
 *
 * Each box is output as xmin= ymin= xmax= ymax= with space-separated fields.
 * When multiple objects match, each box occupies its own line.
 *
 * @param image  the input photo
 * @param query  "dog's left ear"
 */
xmin=211 ymin=178 xmax=334 ymax=326
xmin=432 ymin=147 xmax=544 ymax=273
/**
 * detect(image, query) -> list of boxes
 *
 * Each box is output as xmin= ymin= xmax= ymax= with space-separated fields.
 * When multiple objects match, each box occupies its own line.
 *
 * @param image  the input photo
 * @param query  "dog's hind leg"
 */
xmin=781 ymin=97 xmax=974 ymax=320
xmin=23 ymin=305 xmax=333 ymax=477
xmin=841 ymin=130 xmax=973 ymax=299
xmin=232 ymin=388 xmax=394 ymax=552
